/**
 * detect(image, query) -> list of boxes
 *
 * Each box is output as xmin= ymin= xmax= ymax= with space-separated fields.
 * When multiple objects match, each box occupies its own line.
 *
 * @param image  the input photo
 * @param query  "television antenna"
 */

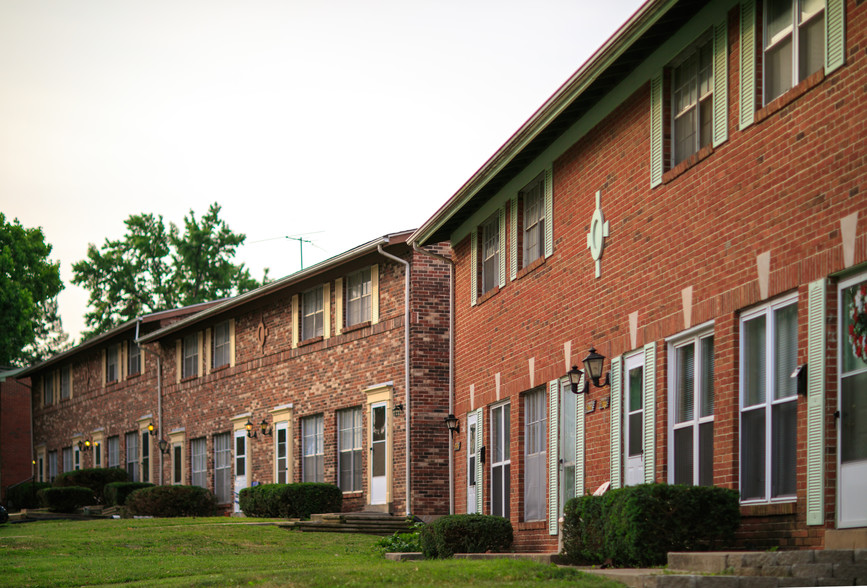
xmin=248 ymin=231 xmax=325 ymax=270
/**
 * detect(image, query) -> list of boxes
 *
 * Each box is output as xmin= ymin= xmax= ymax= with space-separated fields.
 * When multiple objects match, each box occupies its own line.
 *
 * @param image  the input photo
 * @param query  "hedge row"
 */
xmin=37 ymin=486 xmax=95 ymax=513
xmin=104 ymin=482 xmax=155 ymax=506
xmin=53 ymin=468 xmax=128 ymax=503
xmin=562 ymin=484 xmax=740 ymax=567
xmin=239 ymin=483 xmax=342 ymax=519
xmin=419 ymin=514 xmax=513 ymax=559
xmin=6 ymin=482 xmax=51 ymax=510
xmin=125 ymin=485 xmax=217 ymax=517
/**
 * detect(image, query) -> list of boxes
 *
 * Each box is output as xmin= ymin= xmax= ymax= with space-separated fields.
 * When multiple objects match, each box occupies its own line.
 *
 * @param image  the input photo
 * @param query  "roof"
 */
xmin=410 ymin=0 xmax=706 ymax=246
xmin=137 ymin=230 xmax=414 ymax=343
xmin=15 ymin=300 xmax=221 ymax=379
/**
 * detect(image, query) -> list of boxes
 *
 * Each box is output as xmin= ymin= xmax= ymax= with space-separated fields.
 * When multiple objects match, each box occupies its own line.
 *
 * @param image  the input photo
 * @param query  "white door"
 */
xmin=838 ymin=275 xmax=867 ymax=527
xmin=467 ymin=412 xmax=478 ymax=513
xmin=370 ymin=402 xmax=387 ymax=505
xmin=233 ymin=429 xmax=247 ymax=513
xmin=624 ymin=353 xmax=644 ymax=486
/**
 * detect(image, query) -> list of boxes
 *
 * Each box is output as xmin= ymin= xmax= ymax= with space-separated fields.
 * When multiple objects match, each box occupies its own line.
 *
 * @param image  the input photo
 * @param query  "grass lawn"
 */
xmin=0 ymin=517 xmax=620 ymax=587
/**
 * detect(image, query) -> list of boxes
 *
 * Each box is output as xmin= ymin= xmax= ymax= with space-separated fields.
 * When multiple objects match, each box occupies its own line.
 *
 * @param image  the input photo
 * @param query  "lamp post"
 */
xmin=157 ymin=439 xmax=170 ymax=455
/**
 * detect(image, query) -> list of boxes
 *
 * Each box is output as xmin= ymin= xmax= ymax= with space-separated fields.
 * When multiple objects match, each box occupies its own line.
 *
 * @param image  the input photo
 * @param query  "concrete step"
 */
xmin=279 ymin=512 xmax=414 ymax=536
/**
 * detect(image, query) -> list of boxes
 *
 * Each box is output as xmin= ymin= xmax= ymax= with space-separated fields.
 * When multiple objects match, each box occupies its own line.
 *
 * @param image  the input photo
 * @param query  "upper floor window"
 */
xmin=182 ymin=333 xmax=198 ymax=379
xmin=346 ymin=269 xmax=371 ymax=327
xmin=128 ymin=341 xmax=141 ymax=376
xmin=672 ymin=37 xmax=713 ymax=166
xmin=302 ymin=286 xmax=324 ymax=340
xmin=42 ymin=375 xmax=53 ymax=406
xmin=740 ymin=294 xmax=798 ymax=502
xmin=191 ymin=437 xmax=207 ymax=489
xmin=212 ymin=321 xmax=230 ymax=369
xmin=764 ymin=0 xmax=824 ymax=104
xmin=337 ymin=407 xmax=362 ymax=492
xmin=521 ymin=176 xmax=545 ymax=267
xmin=106 ymin=344 xmax=119 ymax=383
xmin=480 ymin=214 xmax=500 ymax=295
xmin=125 ymin=431 xmax=139 ymax=482
xmin=60 ymin=365 xmax=71 ymax=400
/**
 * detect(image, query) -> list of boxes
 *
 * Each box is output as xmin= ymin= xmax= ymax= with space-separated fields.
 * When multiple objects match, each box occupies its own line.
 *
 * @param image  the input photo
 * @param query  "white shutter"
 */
xmin=548 ymin=380 xmax=559 ymax=535
xmin=712 ymin=19 xmax=729 ymax=147
xmin=471 ymin=232 xmax=478 ymax=307
xmin=643 ymin=342 xmax=657 ymax=485
xmin=739 ymin=0 xmax=756 ymax=130
xmin=610 ymin=356 xmax=623 ymax=489
xmin=576 ymin=386 xmax=585 ymax=497
xmin=650 ymin=73 xmax=664 ymax=188
xmin=510 ymin=198 xmax=518 ymax=281
xmin=476 ymin=408 xmax=484 ymax=513
xmin=806 ymin=278 xmax=826 ymax=525
xmin=825 ymin=0 xmax=845 ymax=75
xmin=371 ymin=264 xmax=380 ymax=324
xmin=498 ymin=207 xmax=506 ymax=288
xmin=544 ymin=165 xmax=553 ymax=258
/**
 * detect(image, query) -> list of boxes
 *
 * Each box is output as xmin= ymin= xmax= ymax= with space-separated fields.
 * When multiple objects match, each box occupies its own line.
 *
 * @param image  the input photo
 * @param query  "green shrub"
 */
xmin=125 ymin=485 xmax=217 ymax=517
xmin=419 ymin=514 xmax=513 ymax=559
xmin=373 ymin=521 xmax=425 ymax=555
xmin=562 ymin=484 xmax=740 ymax=567
xmin=38 ymin=486 xmax=95 ymax=513
xmin=104 ymin=482 xmax=155 ymax=506
xmin=53 ymin=468 xmax=128 ymax=503
xmin=6 ymin=482 xmax=51 ymax=510
xmin=239 ymin=483 xmax=342 ymax=519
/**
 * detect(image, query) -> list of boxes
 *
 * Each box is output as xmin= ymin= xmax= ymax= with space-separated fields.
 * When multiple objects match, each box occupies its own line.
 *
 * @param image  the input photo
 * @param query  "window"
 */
xmin=670 ymin=330 xmax=715 ymax=486
xmin=62 ymin=446 xmax=73 ymax=473
xmin=182 ymin=333 xmax=198 ymax=379
xmin=173 ymin=444 xmax=183 ymax=484
xmin=764 ymin=0 xmax=824 ymax=104
xmin=141 ymin=431 xmax=150 ymax=483
xmin=302 ymin=287 xmax=324 ymax=340
xmin=480 ymin=214 xmax=500 ymax=295
xmin=37 ymin=455 xmax=44 ymax=483
xmin=212 ymin=321 xmax=230 ymax=369
xmin=490 ymin=403 xmax=510 ymax=518
xmin=60 ymin=366 xmax=71 ymax=400
xmin=524 ymin=390 xmax=547 ymax=521
xmin=106 ymin=344 xmax=119 ymax=383
xmin=128 ymin=341 xmax=141 ymax=376
xmin=520 ymin=175 xmax=545 ymax=267
xmin=42 ymin=375 xmax=53 ymax=406
xmin=275 ymin=422 xmax=290 ymax=484
xmin=672 ymin=37 xmax=713 ymax=165
xmin=48 ymin=450 xmax=57 ymax=482
xmin=94 ymin=441 xmax=102 ymax=467
xmin=346 ymin=269 xmax=371 ymax=327
xmin=740 ymin=295 xmax=798 ymax=501
xmin=73 ymin=444 xmax=80 ymax=470
xmin=126 ymin=432 xmax=139 ymax=482
xmin=191 ymin=437 xmax=207 ymax=488
xmin=107 ymin=436 xmax=119 ymax=468
xmin=337 ymin=408 xmax=362 ymax=492
xmin=214 ymin=433 xmax=231 ymax=504
xmin=302 ymin=415 xmax=324 ymax=483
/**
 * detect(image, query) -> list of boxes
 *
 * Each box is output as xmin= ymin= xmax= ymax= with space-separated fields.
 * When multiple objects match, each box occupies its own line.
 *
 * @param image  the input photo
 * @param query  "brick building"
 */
xmin=411 ymin=0 xmax=865 ymax=552
xmin=0 ymin=367 xmax=33 ymax=503
xmin=21 ymin=232 xmax=452 ymax=516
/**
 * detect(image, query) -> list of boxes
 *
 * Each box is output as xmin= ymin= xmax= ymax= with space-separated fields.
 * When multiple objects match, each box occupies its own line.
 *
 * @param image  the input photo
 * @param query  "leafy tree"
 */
xmin=0 ymin=214 xmax=65 ymax=367
xmin=73 ymin=203 xmax=265 ymax=338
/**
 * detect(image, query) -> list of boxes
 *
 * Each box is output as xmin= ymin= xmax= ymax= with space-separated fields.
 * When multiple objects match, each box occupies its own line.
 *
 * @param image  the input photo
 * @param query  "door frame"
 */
xmin=623 ymin=351 xmax=644 ymax=487
xmin=364 ymin=383 xmax=395 ymax=509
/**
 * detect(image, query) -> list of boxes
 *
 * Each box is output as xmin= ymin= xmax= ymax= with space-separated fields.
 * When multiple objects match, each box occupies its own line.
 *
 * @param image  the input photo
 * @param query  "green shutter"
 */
xmin=712 ymin=19 xmax=729 ymax=148
xmin=548 ymin=380 xmax=559 ymax=535
xmin=498 ymin=207 xmax=506 ymax=288
xmin=610 ymin=356 xmax=623 ymax=489
xmin=643 ymin=342 xmax=657 ymax=485
xmin=825 ymin=0 xmax=845 ymax=74
xmin=510 ymin=198 xmax=518 ymax=281
xmin=471 ymin=231 xmax=478 ymax=307
xmin=739 ymin=0 xmax=756 ymax=130
xmin=649 ymin=73 xmax=664 ymax=188
xmin=476 ymin=408 xmax=484 ymax=514
xmin=544 ymin=165 xmax=554 ymax=258
xmin=806 ymin=278 xmax=826 ymax=525
xmin=576 ymin=384 xmax=585 ymax=497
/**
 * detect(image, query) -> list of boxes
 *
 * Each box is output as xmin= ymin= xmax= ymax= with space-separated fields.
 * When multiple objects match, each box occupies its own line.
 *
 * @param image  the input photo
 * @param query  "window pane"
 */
xmin=771 ymin=400 xmax=797 ymax=497
xmin=774 ymin=303 xmax=798 ymax=400
xmin=628 ymin=413 xmax=643 ymax=457
xmin=700 ymin=336 xmax=715 ymax=417
xmin=744 ymin=315 xmax=767 ymax=406
xmin=524 ymin=390 xmax=546 ymax=521
xmin=798 ymin=13 xmax=824 ymax=81
xmin=492 ymin=464 xmax=503 ymax=517
xmin=674 ymin=425 xmax=694 ymax=485
xmin=699 ymin=421 xmax=714 ymax=486
xmin=843 ymin=282 xmax=867 ymax=373
xmin=841 ymin=371 xmax=867 ymax=463
xmin=674 ymin=107 xmax=697 ymax=165
xmin=741 ymin=408 xmax=766 ymax=500
xmin=173 ymin=445 xmax=182 ymax=484
xmin=676 ymin=344 xmax=695 ymax=423
xmin=628 ymin=366 xmax=643 ymax=412
xmin=767 ymin=0 xmax=793 ymax=42
xmin=765 ymin=36 xmax=793 ymax=103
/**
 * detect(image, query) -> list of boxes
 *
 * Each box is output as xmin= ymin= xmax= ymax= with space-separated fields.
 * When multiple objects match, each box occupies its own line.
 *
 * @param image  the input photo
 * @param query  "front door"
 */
xmin=839 ymin=274 xmax=867 ymax=527
xmin=370 ymin=402 xmax=387 ymax=505
xmin=624 ymin=353 xmax=644 ymax=486
xmin=467 ymin=412 xmax=478 ymax=513
xmin=233 ymin=429 xmax=247 ymax=513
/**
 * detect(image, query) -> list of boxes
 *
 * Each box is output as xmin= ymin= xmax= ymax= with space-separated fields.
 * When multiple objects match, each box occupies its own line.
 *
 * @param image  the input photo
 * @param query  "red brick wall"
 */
xmin=1 ymin=376 xmax=33 ymax=501
xmin=449 ymin=1 xmax=867 ymax=552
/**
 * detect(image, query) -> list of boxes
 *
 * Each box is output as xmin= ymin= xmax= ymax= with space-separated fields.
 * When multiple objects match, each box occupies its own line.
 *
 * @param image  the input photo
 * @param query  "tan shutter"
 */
xmin=229 ymin=319 xmax=236 ymax=367
xmin=371 ymin=265 xmax=380 ymax=325
xmin=291 ymin=294 xmax=299 ymax=348
xmin=323 ymin=283 xmax=331 ymax=339
xmin=335 ymin=277 xmax=344 ymax=335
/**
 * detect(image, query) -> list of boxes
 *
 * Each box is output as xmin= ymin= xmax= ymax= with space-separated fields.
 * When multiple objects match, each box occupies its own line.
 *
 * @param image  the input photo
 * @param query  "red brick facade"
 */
xmin=1 ymin=371 xmax=33 ymax=502
xmin=413 ymin=0 xmax=867 ymax=553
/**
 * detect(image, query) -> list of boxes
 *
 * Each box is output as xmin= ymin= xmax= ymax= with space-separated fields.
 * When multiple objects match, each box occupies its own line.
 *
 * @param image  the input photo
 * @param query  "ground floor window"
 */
xmin=191 ymin=437 xmax=207 ymax=488
xmin=125 ymin=432 xmax=139 ymax=482
xmin=107 ymin=436 xmax=119 ymax=468
xmin=62 ymin=446 xmax=73 ymax=473
xmin=302 ymin=415 xmax=324 ymax=483
xmin=490 ymin=402 xmax=510 ymax=518
xmin=48 ymin=450 xmax=57 ymax=482
xmin=337 ymin=408 xmax=362 ymax=492
xmin=214 ymin=433 xmax=231 ymax=504
xmin=524 ymin=389 xmax=546 ymax=521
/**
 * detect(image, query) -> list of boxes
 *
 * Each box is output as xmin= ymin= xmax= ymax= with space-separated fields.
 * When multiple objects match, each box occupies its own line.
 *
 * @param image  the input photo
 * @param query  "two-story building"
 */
xmin=412 ymin=0 xmax=865 ymax=552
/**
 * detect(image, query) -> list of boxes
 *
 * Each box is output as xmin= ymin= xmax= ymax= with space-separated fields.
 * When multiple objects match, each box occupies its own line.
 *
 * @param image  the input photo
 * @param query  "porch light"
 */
xmin=245 ymin=419 xmax=257 ymax=439
xmin=147 ymin=423 xmax=157 ymax=436
xmin=260 ymin=419 xmax=273 ymax=437
xmin=392 ymin=403 xmax=405 ymax=418
xmin=444 ymin=413 xmax=459 ymax=437
xmin=157 ymin=439 xmax=170 ymax=455
xmin=78 ymin=439 xmax=92 ymax=452
xmin=568 ymin=365 xmax=584 ymax=394
xmin=582 ymin=347 xmax=610 ymax=388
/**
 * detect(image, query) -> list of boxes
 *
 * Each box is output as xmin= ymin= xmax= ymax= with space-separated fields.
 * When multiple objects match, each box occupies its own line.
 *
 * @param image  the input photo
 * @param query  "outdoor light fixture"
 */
xmin=568 ymin=365 xmax=584 ymax=394
xmin=157 ymin=439 xmax=170 ymax=455
xmin=582 ymin=347 xmax=610 ymax=388
xmin=78 ymin=439 xmax=92 ymax=452
xmin=444 ymin=413 xmax=460 ymax=437
xmin=147 ymin=423 xmax=157 ymax=437
xmin=259 ymin=419 xmax=273 ymax=437
xmin=245 ymin=419 xmax=257 ymax=439
xmin=392 ymin=403 xmax=405 ymax=418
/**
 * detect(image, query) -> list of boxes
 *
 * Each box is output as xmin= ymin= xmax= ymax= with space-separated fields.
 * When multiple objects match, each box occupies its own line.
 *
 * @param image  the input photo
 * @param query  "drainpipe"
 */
xmin=412 ymin=243 xmax=455 ymax=515
xmin=135 ymin=318 xmax=163 ymax=485
xmin=377 ymin=244 xmax=411 ymax=517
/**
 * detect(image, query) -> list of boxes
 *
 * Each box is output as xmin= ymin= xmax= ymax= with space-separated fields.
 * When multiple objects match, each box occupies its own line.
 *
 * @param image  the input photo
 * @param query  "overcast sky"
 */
xmin=0 ymin=0 xmax=645 ymax=343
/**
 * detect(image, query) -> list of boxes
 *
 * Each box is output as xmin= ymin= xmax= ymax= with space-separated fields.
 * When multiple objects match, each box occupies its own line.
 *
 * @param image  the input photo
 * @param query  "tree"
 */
xmin=0 ymin=213 xmax=65 ymax=367
xmin=73 ymin=203 xmax=265 ymax=338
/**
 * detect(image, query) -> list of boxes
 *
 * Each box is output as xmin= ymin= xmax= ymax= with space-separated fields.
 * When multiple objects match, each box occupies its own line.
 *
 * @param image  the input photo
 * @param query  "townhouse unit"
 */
xmin=0 ymin=367 xmax=32 ymax=503
xmin=412 ymin=0 xmax=865 ymax=552
xmin=22 ymin=232 xmax=452 ymax=517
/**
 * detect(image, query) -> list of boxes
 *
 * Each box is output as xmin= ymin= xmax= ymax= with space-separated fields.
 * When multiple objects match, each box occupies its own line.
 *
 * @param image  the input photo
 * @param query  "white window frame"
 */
xmin=739 ymin=292 xmax=799 ymax=503
xmin=275 ymin=421 xmax=290 ymax=484
xmin=671 ymin=34 xmax=714 ymax=166
xmin=214 ymin=433 xmax=232 ymax=504
xmin=667 ymin=323 xmax=716 ymax=486
xmin=125 ymin=432 xmax=139 ymax=482
xmin=212 ymin=321 xmax=231 ymax=369
xmin=107 ymin=436 xmax=119 ymax=468
xmin=182 ymin=333 xmax=198 ymax=379
xmin=345 ymin=269 xmax=372 ymax=327
xmin=521 ymin=175 xmax=545 ymax=268
xmin=490 ymin=402 xmax=510 ymax=518
xmin=763 ymin=0 xmax=825 ymax=105
xmin=191 ymin=437 xmax=207 ymax=488
xmin=480 ymin=214 xmax=500 ymax=295
xmin=302 ymin=287 xmax=324 ymax=340
xmin=302 ymin=415 xmax=324 ymax=483
xmin=524 ymin=389 xmax=547 ymax=522
xmin=337 ymin=407 xmax=362 ymax=492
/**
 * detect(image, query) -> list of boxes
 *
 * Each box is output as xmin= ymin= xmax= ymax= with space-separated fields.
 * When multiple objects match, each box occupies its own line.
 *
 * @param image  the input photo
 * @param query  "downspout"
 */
xmin=135 ymin=318 xmax=163 ymax=485
xmin=412 ymin=243 xmax=455 ymax=515
xmin=377 ymin=244 xmax=411 ymax=516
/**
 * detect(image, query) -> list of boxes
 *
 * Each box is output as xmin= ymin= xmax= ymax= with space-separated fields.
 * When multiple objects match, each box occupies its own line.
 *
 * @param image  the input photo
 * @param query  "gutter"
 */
xmin=376 ymin=244 xmax=411 ymax=517
xmin=412 ymin=243 xmax=455 ymax=515
xmin=135 ymin=318 xmax=163 ymax=485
